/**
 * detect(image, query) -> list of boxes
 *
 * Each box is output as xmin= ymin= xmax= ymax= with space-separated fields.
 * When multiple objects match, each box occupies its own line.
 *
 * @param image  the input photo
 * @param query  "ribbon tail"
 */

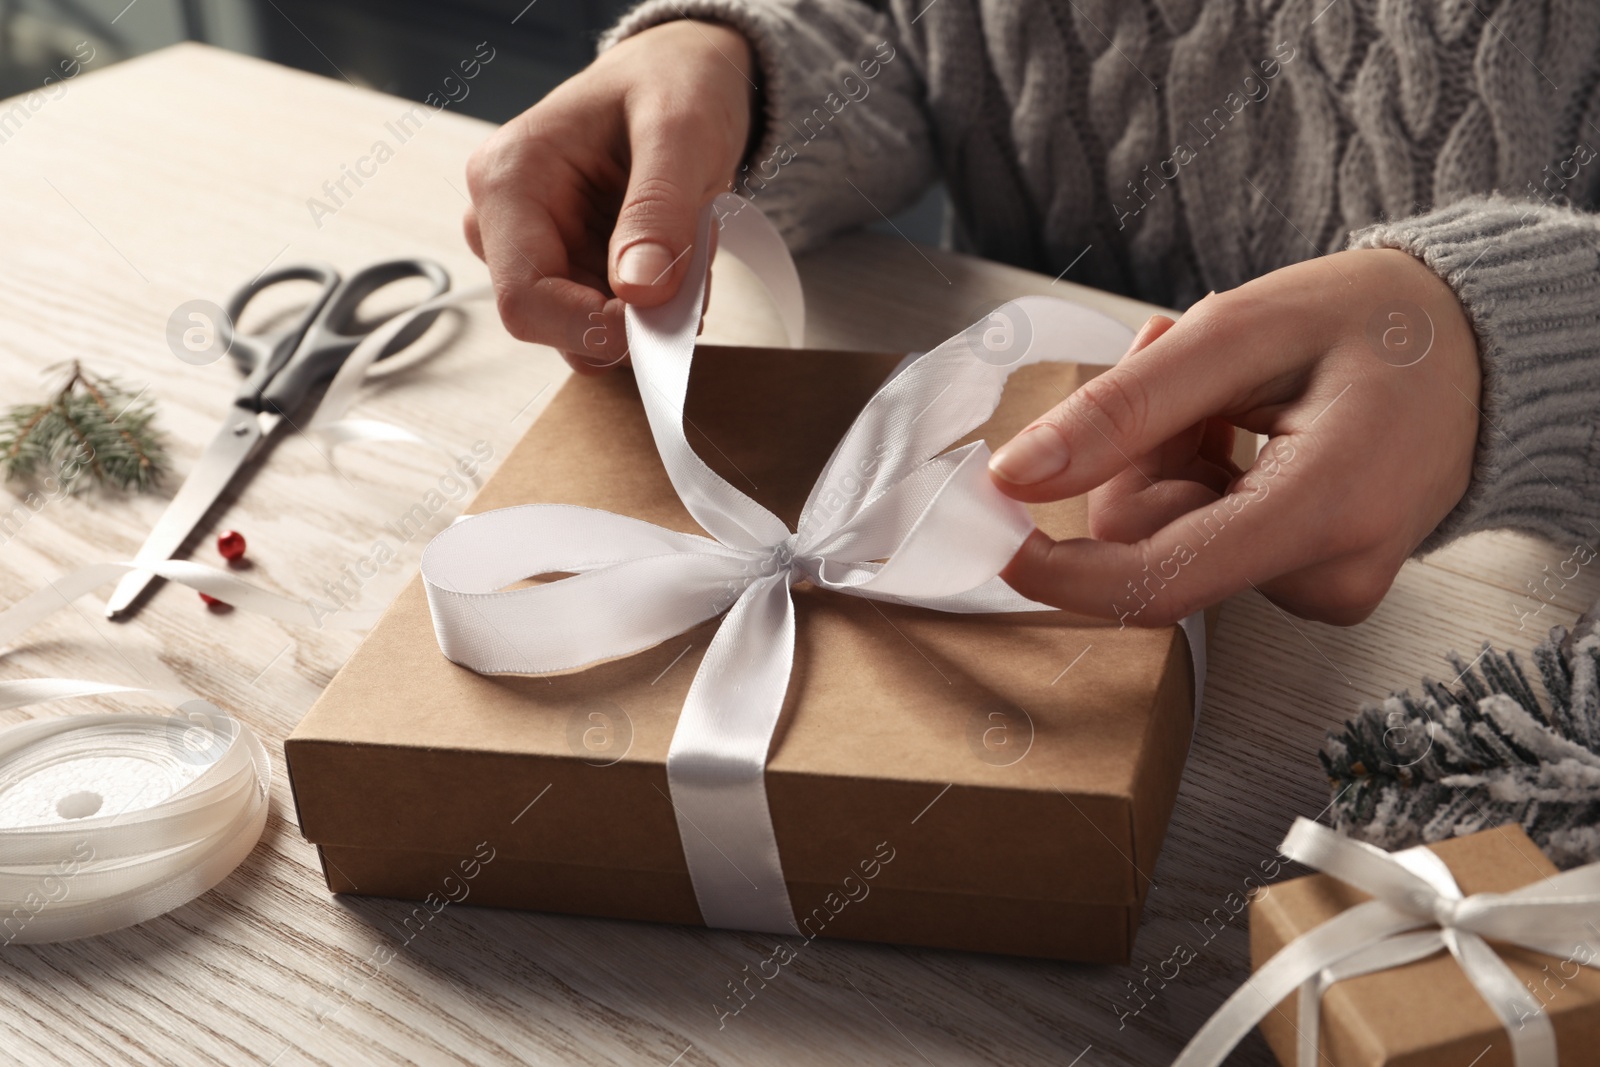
xmin=0 ymin=562 xmax=375 ymax=651
xmin=1281 ymin=818 xmax=1446 ymax=903
xmin=300 ymin=285 xmax=493 ymax=472
xmin=1172 ymin=900 xmax=1427 ymax=1067
xmin=0 ymin=676 xmax=198 ymax=713
xmin=310 ymin=418 xmax=481 ymax=486
xmin=1448 ymin=930 xmax=1558 ymax=1067
xmin=666 ymin=573 xmax=798 ymax=933
xmin=309 ymin=286 xmax=487 ymax=430
xmin=1295 ymin=931 xmax=1448 ymax=1067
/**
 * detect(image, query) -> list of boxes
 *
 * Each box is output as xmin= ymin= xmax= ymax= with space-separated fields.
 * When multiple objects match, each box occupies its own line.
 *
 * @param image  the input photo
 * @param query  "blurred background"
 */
xmin=0 ymin=0 xmax=946 ymax=241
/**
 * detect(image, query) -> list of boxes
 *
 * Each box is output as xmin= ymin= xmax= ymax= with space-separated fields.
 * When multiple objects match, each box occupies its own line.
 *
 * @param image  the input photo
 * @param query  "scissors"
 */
xmin=106 ymin=258 xmax=451 ymax=620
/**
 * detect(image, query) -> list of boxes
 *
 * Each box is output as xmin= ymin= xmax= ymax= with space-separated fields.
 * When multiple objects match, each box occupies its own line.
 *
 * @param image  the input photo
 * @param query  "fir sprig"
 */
xmin=0 ymin=361 xmax=169 ymax=493
xmin=1320 ymin=604 xmax=1600 ymax=870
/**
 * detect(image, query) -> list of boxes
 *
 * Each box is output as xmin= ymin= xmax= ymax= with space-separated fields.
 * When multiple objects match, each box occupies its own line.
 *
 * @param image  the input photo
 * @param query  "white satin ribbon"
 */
xmin=308 ymin=283 xmax=494 ymax=470
xmin=0 ymin=561 xmax=378 ymax=642
xmin=418 ymin=193 xmax=1208 ymax=934
xmin=0 ymin=677 xmax=270 ymax=944
xmin=1174 ymin=817 xmax=1600 ymax=1067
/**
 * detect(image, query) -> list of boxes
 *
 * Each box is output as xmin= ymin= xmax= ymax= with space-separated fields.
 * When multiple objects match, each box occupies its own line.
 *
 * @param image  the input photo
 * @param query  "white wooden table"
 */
xmin=0 ymin=43 xmax=1587 ymax=1067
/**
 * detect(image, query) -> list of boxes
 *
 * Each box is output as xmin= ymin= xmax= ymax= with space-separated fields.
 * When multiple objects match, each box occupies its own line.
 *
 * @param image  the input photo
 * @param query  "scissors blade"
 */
xmin=104 ymin=406 xmax=266 ymax=619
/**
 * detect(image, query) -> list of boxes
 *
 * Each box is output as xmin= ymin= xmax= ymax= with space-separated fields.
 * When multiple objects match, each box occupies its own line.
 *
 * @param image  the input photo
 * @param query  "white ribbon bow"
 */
xmin=419 ymin=193 xmax=1201 ymax=933
xmin=1175 ymin=817 xmax=1600 ymax=1067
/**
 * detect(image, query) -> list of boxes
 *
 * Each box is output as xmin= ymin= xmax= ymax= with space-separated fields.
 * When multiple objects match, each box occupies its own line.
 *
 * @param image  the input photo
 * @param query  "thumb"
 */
xmin=609 ymin=125 xmax=721 ymax=308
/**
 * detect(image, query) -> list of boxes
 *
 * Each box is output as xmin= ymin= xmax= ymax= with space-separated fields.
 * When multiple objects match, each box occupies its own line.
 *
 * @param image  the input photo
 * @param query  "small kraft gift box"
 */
xmin=285 ymin=198 xmax=1247 ymax=963
xmin=1244 ymin=823 xmax=1600 ymax=1067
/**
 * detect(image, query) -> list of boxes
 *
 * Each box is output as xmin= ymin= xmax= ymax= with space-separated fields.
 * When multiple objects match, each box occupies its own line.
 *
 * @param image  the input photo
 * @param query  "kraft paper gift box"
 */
xmin=1251 ymin=824 xmax=1600 ymax=1066
xmin=286 ymin=342 xmax=1236 ymax=963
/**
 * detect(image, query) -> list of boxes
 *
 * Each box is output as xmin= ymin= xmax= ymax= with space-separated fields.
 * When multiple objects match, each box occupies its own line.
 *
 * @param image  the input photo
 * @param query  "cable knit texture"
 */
xmin=601 ymin=0 xmax=1600 ymax=551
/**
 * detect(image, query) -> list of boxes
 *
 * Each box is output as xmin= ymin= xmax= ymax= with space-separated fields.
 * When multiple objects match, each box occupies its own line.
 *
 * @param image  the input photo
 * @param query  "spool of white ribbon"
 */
xmin=0 ymin=556 xmax=383 ymax=946
xmin=0 ymin=678 xmax=269 ymax=944
xmin=1174 ymin=817 xmax=1600 ymax=1067
xmin=419 ymin=193 xmax=1208 ymax=934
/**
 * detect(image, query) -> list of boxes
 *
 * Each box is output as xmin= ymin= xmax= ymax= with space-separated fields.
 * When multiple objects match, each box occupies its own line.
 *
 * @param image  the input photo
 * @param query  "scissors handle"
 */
xmin=258 ymin=258 xmax=451 ymax=416
xmin=223 ymin=262 xmax=342 ymax=411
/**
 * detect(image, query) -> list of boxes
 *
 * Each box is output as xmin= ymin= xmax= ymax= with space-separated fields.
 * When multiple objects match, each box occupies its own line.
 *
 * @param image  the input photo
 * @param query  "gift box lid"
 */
xmin=287 ymin=345 xmax=1212 ymax=928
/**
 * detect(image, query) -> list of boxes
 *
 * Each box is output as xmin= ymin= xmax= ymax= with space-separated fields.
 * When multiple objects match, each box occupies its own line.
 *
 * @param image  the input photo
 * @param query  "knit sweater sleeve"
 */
xmin=598 ymin=0 xmax=936 ymax=252
xmin=1345 ymin=196 xmax=1600 ymax=554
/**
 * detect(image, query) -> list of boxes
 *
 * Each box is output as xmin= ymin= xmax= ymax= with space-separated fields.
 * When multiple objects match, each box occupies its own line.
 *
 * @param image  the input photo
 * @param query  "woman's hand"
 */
xmin=991 ymin=248 xmax=1481 ymax=626
xmin=463 ymin=20 xmax=755 ymax=373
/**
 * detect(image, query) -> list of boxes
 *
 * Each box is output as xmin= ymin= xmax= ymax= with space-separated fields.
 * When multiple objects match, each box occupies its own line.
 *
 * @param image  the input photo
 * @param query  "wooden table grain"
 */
xmin=1 ymin=42 xmax=1589 ymax=1067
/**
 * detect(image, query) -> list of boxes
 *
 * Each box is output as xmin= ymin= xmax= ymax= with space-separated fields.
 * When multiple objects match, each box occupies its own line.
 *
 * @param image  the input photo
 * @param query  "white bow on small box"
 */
xmin=1176 ymin=817 xmax=1600 ymax=1067
xmin=418 ymin=194 xmax=1207 ymax=934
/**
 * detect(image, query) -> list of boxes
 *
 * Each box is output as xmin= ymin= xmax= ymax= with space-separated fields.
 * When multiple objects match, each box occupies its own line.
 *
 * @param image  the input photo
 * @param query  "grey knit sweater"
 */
xmin=603 ymin=0 xmax=1600 ymax=553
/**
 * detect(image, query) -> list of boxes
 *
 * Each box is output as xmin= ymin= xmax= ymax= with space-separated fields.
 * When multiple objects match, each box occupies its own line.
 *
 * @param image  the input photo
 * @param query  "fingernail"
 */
xmin=1131 ymin=315 xmax=1162 ymax=347
xmin=617 ymin=241 xmax=675 ymax=287
xmin=989 ymin=423 xmax=1071 ymax=485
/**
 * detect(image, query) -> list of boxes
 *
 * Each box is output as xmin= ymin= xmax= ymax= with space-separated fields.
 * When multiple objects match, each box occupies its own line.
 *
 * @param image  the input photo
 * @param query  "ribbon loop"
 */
xmin=626 ymin=200 xmax=791 ymax=552
xmin=1281 ymin=815 xmax=1447 ymax=910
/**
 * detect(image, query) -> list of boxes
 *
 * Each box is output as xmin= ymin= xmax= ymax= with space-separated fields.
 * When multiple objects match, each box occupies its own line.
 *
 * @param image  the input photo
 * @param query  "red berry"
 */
xmin=217 ymin=530 xmax=246 ymax=561
xmin=199 ymin=592 xmax=226 ymax=608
